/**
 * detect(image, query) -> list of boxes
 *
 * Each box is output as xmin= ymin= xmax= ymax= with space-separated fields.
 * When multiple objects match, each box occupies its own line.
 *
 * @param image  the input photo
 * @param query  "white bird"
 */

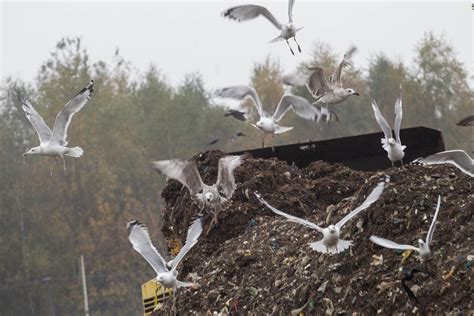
xmin=370 ymin=195 xmax=442 ymax=261
xmin=222 ymin=0 xmax=303 ymax=55
xmin=214 ymin=85 xmax=321 ymax=150
xmin=413 ymin=150 xmax=473 ymax=177
xmin=255 ymin=176 xmax=388 ymax=254
xmin=127 ymin=217 xmax=203 ymax=293
xmin=283 ymin=47 xmax=359 ymax=122
xmin=17 ymin=80 xmax=94 ymax=176
xmin=371 ymin=87 xmax=406 ymax=166
xmin=152 ymin=155 xmax=245 ymax=228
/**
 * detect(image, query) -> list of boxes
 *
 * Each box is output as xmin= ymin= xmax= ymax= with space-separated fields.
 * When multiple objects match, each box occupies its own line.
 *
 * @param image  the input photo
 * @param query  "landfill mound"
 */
xmin=159 ymin=150 xmax=473 ymax=314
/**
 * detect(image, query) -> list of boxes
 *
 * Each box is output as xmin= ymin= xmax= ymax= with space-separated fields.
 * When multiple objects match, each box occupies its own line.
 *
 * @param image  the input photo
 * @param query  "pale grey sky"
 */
xmin=1 ymin=1 xmax=472 ymax=89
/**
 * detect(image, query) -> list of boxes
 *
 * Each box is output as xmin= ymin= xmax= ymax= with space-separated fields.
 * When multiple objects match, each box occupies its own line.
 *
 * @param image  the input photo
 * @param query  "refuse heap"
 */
xmin=159 ymin=150 xmax=473 ymax=314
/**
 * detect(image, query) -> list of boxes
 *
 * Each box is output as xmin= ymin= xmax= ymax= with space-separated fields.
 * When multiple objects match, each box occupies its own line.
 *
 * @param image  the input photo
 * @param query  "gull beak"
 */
xmin=353 ymin=92 xmax=360 ymax=96
xmin=23 ymin=153 xmax=27 ymax=156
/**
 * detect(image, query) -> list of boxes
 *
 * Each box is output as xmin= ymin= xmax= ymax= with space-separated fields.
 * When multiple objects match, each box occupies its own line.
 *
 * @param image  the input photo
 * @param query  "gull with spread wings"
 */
xmin=222 ymin=0 xmax=303 ymax=55
xmin=255 ymin=176 xmax=388 ymax=254
xmin=413 ymin=150 xmax=473 ymax=177
xmin=152 ymin=155 xmax=245 ymax=229
xmin=370 ymin=195 xmax=442 ymax=261
xmin=371 ymin=86 xmax=406 ymax=166
xmin=214 ymin=85 xmax=321 ymax=150
xmin=17 ymin=80 xmax=94 ymax=176
xmin=283 ymin=46 xmax=359 ymax=122
xmin=127 ymin=218 xmax=202 ymax=296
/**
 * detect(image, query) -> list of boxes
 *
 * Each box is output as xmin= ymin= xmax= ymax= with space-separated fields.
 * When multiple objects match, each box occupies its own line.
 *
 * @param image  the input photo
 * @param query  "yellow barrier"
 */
xmin=141 ymin=279 xmax=173 ymax=315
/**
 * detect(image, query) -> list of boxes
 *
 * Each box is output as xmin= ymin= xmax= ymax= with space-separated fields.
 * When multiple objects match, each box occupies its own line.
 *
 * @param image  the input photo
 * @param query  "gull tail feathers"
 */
xmin=177 ymin=281 xmax=194 ymax=288
xmin=66 ymin=146 xmax=84 ymax=158
xmin=269 ymin=35 xmax=285 ymax=43
xmin=308 ymin=240 xmax=327 ymax=253
xmin=274 ymin=125 xmax=294 ymax=134
xmin=336 ymin=239 xmax=353 ymax=254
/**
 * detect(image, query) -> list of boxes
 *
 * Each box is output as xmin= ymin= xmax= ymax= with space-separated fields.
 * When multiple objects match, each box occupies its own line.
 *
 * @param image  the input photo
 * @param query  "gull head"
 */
xmin=344 ymin=88 xmax=359 ymax=97
xmin=204 ymin=192 xmax=215 ymax=203
xmin=388 ymin=138 xmax=396 ymax=146
xmin=23 ymin=147 xmax=41 ymax=156
xmin=156 ymin=272 xmax=174 ymax=286
xmin=418 ymin=239 xmax=426 ymax=247
xmin=328 ymin=225 xmax=338 ymax=235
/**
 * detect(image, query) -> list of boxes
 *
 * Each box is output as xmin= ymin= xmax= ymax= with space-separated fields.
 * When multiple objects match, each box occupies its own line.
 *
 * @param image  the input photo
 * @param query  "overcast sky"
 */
xmin=1 ymin=1 xmax=472 ymax=89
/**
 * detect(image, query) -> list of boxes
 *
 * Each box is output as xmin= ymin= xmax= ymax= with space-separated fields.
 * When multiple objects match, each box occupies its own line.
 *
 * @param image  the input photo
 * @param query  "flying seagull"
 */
xmin=127 ymin=217 xmax=203 ymax=294
xmin=255 ymin=176 xmax=388 ymax=254
xmin=152 ymin=155 xmax=245 ymax=228
xmin=413 ymin=150 xmax=473 ymax=177
xmin=370 ymin=195 xmax=441 ymax=261
xmin=17 ymin=80 xmax=94 ymax=176
xmin=222 ymin=0 xmax=303 ymax=55
xmin=457 ymin=115 xmax=474 ymax=126
xmin=371 ymin=87 xmax=406 ymax=166
xmin=224 ymin=109 xmax=247 ymax=122
xmin=283 ymin=46 xmax=359 ymax=122
xmin=214 ymin=85 xmax=321 ymax=150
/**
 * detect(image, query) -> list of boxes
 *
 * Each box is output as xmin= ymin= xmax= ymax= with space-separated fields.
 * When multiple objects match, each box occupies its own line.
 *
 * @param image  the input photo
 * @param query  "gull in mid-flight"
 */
xmin=283 ymin=46 xmax=359 ymax=122
xmin=370 ymin=195 xmax=441 ymax=261
xmin=224 ymin=109 xmax=247 ymax=122
xmin=371 ymin=87 xmax=406 ymax=166
xmin=17 ymin=80 xmax=94 ymax=176
xmin=127 ymin=218 xmax=203 ymax=294
xmin=457 ymin=115 xmax=474 ymax=127
xmin=215 ymin=85 xmax=321 ymax=150
xmin=413 ymin=150 xmax=473 ymax=177
xmin=152 ymin=155 xmax=245 ymax=228
xmin=222 ymin=0 xmax=303 ymax=55
xmin=255 ymin=176 xmax=388 ymax=254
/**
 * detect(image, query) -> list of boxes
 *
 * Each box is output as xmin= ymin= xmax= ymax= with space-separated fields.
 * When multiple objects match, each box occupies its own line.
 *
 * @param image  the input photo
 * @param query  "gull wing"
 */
xmin=394 ymin=86 xmax=403 ymax=144
xmin=272 ymin=94 xmax=321 ymax=122
xmin=457 ymin=115 xmax=474 ymax=126
xmin=216 ymin=155 xmax=245 ymax=198
xmin=426 ymin=195 xmax=441 ymax=246
xmin=170 ymin=217 xmax=203 ymax=272
xmin=255 ymin=193 xmax=323 ymax=233
xmin=371 ymin=99 xmax=392 ymax=140
xmin=288 ymin=0 xmax=295 ymax=23
xmin=151 ymin=159 xmax=205 ymax=195
xmin=222 ymin=5 xmax=282 ymax=30
xmin=127 ymin=220 xmax=168 ymax=274
xmin=329 ymin=46 xmax=357 ymax=87
xmin=17 ymin=95 xmax=52 ymax=143
xmin=414 ymin=150 xmax=473 ymax=177
xmin=50 ymin=80 xmax=94 ymax=146
xmin=335 ymin=177 xmax=388 ymax=229
xmin=214 ymin=85 xmax=264 ymax=118
xmin=306 ymin=67 xmax=332 ymax=98
xmin=370 ymin=235 xmax=419 ymax=252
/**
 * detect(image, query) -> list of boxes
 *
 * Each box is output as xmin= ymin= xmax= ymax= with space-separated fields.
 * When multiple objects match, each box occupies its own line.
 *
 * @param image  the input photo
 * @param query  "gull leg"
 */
xmin=272 ymin=134 xmax=275 ymax=152
xmin=50 ymin=157 xmax=58 ymax=177
xmin=401 ymin=159 xmax=405 ymax=167
xmin=61 ymin=156 xmax=68 ymax=176
xmin=294 ymin=36 xmax=301 ymax=53
xmin=391 ymin=161 xmax=394 ymax=167
xmin=286 ymin=40 xmax=295 ymax=55
xmin=262 ymin=134 xmax=266 ymax=148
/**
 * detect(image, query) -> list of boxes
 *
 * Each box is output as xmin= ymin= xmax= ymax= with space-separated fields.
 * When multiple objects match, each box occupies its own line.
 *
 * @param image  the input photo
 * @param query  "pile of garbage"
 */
xmin=159 ymin=150 xmax=472 ymax=314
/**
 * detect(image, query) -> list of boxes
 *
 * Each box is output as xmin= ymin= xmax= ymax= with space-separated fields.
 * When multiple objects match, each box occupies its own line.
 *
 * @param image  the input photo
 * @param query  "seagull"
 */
xmin=371 ymin=87 xmax=406 ymax=166
xmin=222 ymin=0 xmax=303 ymax=55
xmin=413 ymin=150 xmax=473 ymax=177
xmin=230 ymin=131 xmax=246 ymax=143
xmin=151 ymin=155 xmax=245 ymax=228
xmin=206 ymin=138 xmax=219 ymax=146
xmin=224 ymin=109 xmax=247 ymax=122
xmin=214 ymin=85 xmax=321 ymax=150
xmin=17 ymin=80 xmax=94 ymax=176
xmin=283 ymin=46 xmax=359 ymax=122
xmin=370 ymin=195 xmax=441 ymax=261
xmin=255 ymin=176 xmax=388 ymax=254
xmin=457 ymin=115 xmax=474 ymax=126
xmin=127 ymin=217 xmax=203 ymax=294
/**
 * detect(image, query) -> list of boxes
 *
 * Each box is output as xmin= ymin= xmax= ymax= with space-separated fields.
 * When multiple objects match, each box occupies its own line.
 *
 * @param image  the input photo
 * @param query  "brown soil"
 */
xmin=158 ymin=150 xmax=473 ymax=315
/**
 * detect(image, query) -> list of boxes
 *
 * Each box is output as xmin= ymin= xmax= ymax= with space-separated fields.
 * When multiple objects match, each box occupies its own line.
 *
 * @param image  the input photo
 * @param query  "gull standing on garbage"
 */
xmin=17 ymin=80 xmax=94 ymax=176
xmin=371 ymin=87 xmax=406 ymax=166
xmin=127 ymin=218 xmax=203 ymax=294
xmin=413 ymin=150 xmax=473 ymax=177
xmin=370 ymin=195 xmax=442 ymax=261
xmin=215 ymin=85 xmax=321 ymax=150
xmin=283 ymin=46 xmax=359 ymax=122
xmin=222 ymin=0 xmax=303 ymax=55
xmin=256 ymin=176 xmax=388 ymax=254
xmin=152 ymin=155 xmax=245 ymax=228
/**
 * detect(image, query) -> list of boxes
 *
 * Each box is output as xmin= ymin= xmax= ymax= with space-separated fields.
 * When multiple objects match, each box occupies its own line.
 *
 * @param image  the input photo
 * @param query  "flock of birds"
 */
xmin=13 ymin=0 xmax=473 ymax=310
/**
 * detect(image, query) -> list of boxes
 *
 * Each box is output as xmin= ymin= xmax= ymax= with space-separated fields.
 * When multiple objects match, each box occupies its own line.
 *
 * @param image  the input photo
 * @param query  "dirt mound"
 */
xmin=159 ymin=150 xmax=473 ymax=314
